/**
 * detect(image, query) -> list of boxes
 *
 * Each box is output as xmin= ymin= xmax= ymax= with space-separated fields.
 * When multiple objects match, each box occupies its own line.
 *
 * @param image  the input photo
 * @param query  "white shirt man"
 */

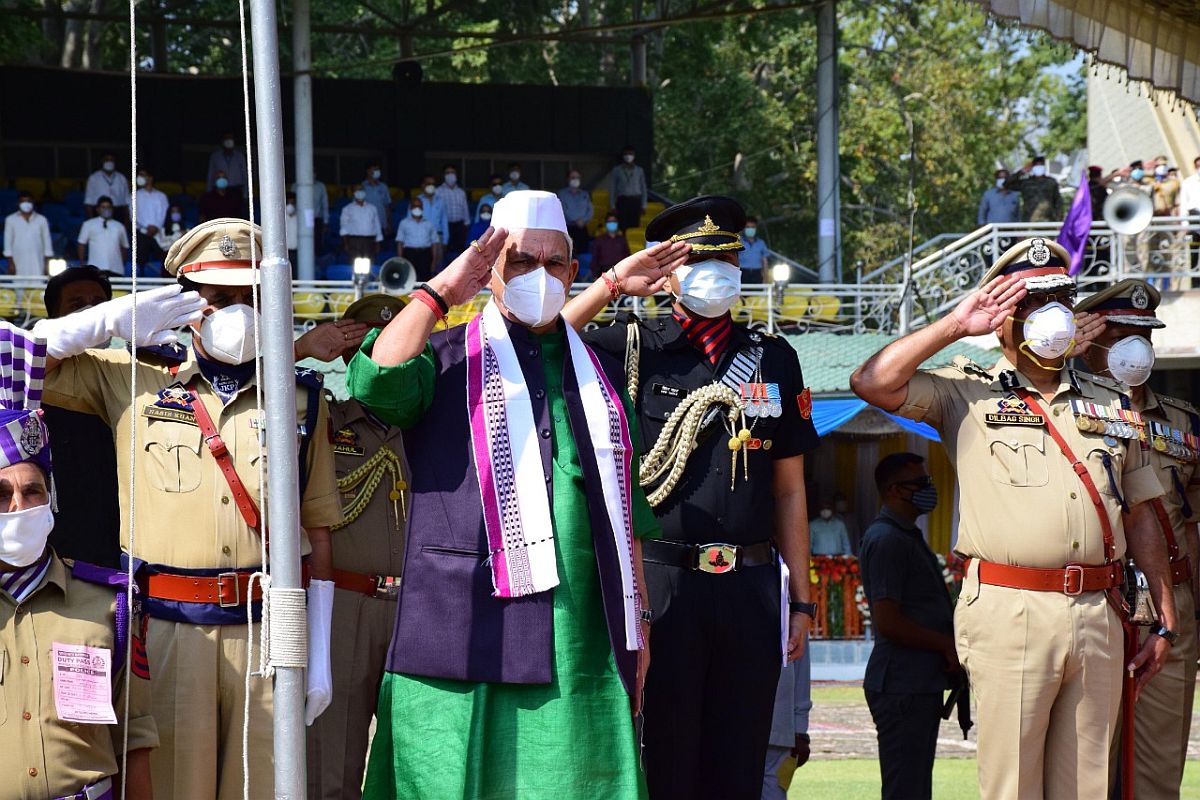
xmin=3 ymin=204 xmax=53 ymax=275
xmin=134 ymin=187 xmax=169 ymax=236
xmin=1179 ymin=168 xmax=1200 ymax=216
xmin=84 ymin=162 xmax=131 ymax=212
xmin=77 ymin=215 xmax=129 ymax=272
xmin=340 ymin=201 xmax=383 ymax=241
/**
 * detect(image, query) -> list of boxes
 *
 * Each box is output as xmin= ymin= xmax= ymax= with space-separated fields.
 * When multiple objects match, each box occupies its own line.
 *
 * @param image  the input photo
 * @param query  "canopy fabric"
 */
xmin=811 ymin=398 xmax=941 ymax=442
xmin=969 ymin=0 xmax=1200 ymax=104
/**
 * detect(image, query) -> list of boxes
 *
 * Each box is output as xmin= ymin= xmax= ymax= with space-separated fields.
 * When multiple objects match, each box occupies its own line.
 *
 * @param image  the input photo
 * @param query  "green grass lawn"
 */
xmin=788 ymin=759 xmax=1200 ymax=799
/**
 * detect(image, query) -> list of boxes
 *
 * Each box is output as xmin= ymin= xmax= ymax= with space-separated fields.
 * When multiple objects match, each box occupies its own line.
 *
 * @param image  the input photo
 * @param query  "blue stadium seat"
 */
xmin=324 ymin=263 xmax=353 ymax=281
xmin=0 ymin=189 xmax=17 ymax=217
xmin=40 ymin=203 xmax=70 ymax=233
xmin=63 ymin=191 xmax=85 ymax=217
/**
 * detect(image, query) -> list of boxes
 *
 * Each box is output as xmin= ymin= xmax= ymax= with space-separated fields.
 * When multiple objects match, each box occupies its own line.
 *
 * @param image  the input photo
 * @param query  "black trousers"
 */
xmin=405 ymin=247 xmax=433 ymax=281
xmin=343 ymin=235 xmax=376 ymax=261
xmin=616 ymin=195 xmax=643 ymax=231
xmin=864 ymin=690 xmax=943 ymax=800
xmin=642 ymin=560 xmax=781 ymax=800
xmin=446 ymin=220 xmax=468 ymax=254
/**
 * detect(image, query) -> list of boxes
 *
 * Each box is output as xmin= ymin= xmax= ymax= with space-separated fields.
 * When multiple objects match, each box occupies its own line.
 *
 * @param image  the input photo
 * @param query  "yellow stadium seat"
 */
xmin=733 ymin=295 xmax=770 ymax=325
xmin=327 ymin=292 xmax=355 ymax=317
xmin=625 ymin=227 xmax=647 ymax=252
xmin=388 ymin=187 xmax=403 ymax=202
xmin=0 ymin=289 xmax=19 ymax=318
xmin=592 ymin=190 xmax=610 ymax=212
xmin=808 ymin=294 xmax=841 ymax=322
xmin=49 ymin=178 xmax=80 ymax=202
xmin=778 ymin=291 xmax=810 ymax=322
xmin=185 ymin=181 xmax=207 ymax=198
xmin=469 ymin=188 xmax=487 ymax=202
xmin=156 ymin=181 xmax=183 ymax=198
xmin=293 ymin=292 xmax=326 ymax=320
xmin=14 ymin=178 xmax=46 ymax=201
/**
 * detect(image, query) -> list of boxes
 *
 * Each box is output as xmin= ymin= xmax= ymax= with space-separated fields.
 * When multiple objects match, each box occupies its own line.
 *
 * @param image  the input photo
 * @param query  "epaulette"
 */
xmin=1160 ymin=395 xmax=1198 ymax=414
xmin=294 ymin=366 xmax=325 ymax=389
xmin=951 ymin=355 xmax=993 ymax=380
xmin=1074 ymin=369 xmax=1124 ymax=393
xmin=134 ymin=341 xmax=188 ymax=365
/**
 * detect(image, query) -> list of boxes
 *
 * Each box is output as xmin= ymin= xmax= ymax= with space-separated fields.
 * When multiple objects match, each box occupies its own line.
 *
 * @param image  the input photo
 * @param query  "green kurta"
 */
xmin=360 ymin=328 xmax=656 ymax=800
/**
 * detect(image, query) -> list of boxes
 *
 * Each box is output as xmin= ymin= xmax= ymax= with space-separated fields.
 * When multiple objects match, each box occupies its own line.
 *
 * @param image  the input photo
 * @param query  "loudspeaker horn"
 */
xmin=379 ymin=257 xmax=416 ymax=294
xmin=1103 ymin=186 xmax=1153 ymax=236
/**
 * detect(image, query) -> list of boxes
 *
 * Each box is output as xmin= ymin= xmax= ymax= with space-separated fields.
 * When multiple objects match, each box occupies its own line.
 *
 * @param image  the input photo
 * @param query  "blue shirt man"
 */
xmin=977 ymin=170 xmax=1020 ymax=225
xmin=859 ymin=451 xmax=956 ymax=800
xmin=739 ymin=216 xmax=770 ymax=281
xmin=362 ymin=164 xmax=392 ymax=235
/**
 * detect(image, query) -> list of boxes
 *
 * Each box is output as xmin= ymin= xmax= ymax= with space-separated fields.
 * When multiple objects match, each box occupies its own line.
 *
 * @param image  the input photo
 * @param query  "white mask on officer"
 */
xmin=0 ymin=502 xmax=55 ymax=568
xmin=495 ymin=267 xmax=566 ymax=328
xmin=1015 ymin=301 xmax=1076 ymax=364
xmin=1103 ymin=335 xmax=1155 ymax=386
xmin=199 ymin=304 xmax=258 ymax=365
xmin=674 ymin=259 xmax=742 ymax=318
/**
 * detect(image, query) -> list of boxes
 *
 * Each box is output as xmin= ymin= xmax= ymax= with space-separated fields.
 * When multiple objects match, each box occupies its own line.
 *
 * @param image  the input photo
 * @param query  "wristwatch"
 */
xmin=789 ymin=601 xmax=818 ymax=618
xmin=1151 ymin=625 xmax=1179 ymax=647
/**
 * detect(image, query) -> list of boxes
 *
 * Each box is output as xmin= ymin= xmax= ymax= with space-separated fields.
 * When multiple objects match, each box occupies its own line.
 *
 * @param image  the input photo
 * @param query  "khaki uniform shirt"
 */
xmin=1137 ymin=388 xmax=1200 ymax=548
xmin=1 ymin=554 xmax=157 ymax=800
xmin=897 ymin=357 xmax=1163 ymax=568
xmin=43 ymin=350 xmax=342 ymax=569
xmin=329 ymin=398 xmax=408 ymax=577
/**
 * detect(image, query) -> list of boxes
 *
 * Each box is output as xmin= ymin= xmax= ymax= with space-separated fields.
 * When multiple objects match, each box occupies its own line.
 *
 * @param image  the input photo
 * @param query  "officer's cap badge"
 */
xmin=1028 ymin=238 xmax=1051 ymax=267
xmin=218 ymin=234 xmax=237 ymax=258
xmin=1131 ymin=284 xmax=1149 ymax=310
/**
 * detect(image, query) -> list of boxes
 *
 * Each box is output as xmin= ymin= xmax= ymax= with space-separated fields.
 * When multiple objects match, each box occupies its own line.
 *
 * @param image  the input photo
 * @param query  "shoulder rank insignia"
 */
xmin=332 ymin=426 xmax=365 ymax=456
xmin=985 ymin=394 xmax=1044 ymax=426
xmin=142 ymin=383 xmax=197 ymax=425
xmin=952 ymin=355 xmax=992 ymax=380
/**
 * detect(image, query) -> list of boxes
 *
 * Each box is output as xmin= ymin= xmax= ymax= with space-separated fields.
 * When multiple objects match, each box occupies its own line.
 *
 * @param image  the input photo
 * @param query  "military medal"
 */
xmin=765 ymin=383 xmax=783 ymax=417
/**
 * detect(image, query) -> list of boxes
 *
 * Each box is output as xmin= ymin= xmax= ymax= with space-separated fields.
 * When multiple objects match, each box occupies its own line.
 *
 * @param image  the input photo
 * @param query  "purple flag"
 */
xmin=1058 ymin=171 xmax=1093 ymax=276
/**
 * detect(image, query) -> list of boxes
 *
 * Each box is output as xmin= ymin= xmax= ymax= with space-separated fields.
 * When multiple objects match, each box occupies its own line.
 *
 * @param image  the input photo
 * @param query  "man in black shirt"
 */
xmin=860 ymin=452 xmax=958 ymax=800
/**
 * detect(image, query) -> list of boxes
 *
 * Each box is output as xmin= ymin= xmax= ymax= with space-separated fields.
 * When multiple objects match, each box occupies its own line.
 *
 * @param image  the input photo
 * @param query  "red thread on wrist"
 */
xmin=411 ymin=288 xmax=447 ymax=324
xmin=602 ymin=269 xmax=621 ymax=301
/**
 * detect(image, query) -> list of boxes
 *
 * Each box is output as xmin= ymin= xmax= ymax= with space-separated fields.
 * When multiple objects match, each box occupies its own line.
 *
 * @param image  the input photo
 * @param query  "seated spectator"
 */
xmin=76 ymin=195 xmax=129 ymax=273
xmin=133 ymin=167 xmax=169 ymax=268
xmin=155 ymin=205 xmax=189 ymax=253
xmin=558 ymin=170 xmax=593 ymax=257
xmin=199 ymin=170 xmax=247 ymax=222
xmin=739 ymin=216 xmax=770 ymax=283
xmin=476 ymin=175 xmax=505 ymax=218
xmin=466 ymin=205 xmax=493 ymax=245
xmin=590 ymin=210 xmax=630 ymax=276
xmin=340 ymin=187 xmax=382 ymax=260
xmin=3 ymin=190 xmax=53 ymax=275
xmin=84 ymin=152 xmax=130 ymax=224
xmin=395 ymin=198 xmax=436 ymax=281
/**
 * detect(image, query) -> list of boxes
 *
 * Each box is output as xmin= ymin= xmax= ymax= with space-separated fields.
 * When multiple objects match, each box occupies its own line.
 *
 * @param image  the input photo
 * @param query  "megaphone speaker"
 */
xmin=379 ymin=257 xmax=416 ymax=294
xmin=1103 ymin=186 xmax=1154 ymax=236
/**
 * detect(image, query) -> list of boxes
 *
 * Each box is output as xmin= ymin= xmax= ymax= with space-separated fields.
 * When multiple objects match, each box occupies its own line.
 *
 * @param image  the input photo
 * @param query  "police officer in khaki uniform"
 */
xmin=852 ymin=238 xmax=1177 ymax=800
xmin=1075 ymin=279 xmax=1200 ymax=799
xmin=33 ymin=219 xmax=343 ymax=800
xmin=306 ymin=294 xmax=408 ymax=800
xmin=0 ymin=322 xmax=157 ymax=800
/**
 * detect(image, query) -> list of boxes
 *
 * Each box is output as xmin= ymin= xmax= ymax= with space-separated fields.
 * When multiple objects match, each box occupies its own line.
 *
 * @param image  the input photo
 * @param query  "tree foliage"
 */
xmin=1 ymin=0 xmax=1086 ymax=274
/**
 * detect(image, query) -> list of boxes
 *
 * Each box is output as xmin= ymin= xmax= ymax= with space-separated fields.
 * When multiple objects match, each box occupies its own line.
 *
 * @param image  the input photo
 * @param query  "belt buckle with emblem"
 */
xmin=696 ymin=543 xmax=738 ymax=574
xmin=374 ymin=574 xmax=400 ymax=599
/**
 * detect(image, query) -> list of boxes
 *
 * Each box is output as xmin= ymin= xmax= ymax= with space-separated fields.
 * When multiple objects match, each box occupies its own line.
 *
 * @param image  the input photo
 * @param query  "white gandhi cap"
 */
xmin=490 ymin=190 xmax=568 ymax=236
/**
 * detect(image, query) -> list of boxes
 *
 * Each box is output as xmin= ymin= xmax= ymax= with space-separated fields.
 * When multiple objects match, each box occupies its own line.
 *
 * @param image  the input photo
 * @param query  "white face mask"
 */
xmin=1031 ymin=165 xmax=1047 ymax=177
xmin=444 ymin=173 xmax=457 ymax=186
xmin=18 ymin=202 xmax=32 ymax=214
xmin=1018 ymin=301 xmax=1076 ymax=360
xmin=1155 ymin=165 xmax=1168 ymax=177
xmin=136 ymin=175 xmax=147 ymax=187
xmin=623 ymin=154 xmax=635 ymax=164
xmin=0 ymin=503 xmax=55 ymax=568
xmin=492 ymin=185 xmax=503 ymax=196
xmin=354 ymin=190 xmax=367 ymax=202
xmin=410 ymin=207 xmax=423 ymax=218
xmin=423 ymin=185 xmax=435 ymax=196
xmin=569 ymin=178 xmax=580 ymax=189
xmin=819 ymin=509 xmax=833 ymax=520
xmin=370 ymin=170 xmax=381 ymax=180
xmin=674 ymin=259 xmax=742 ymax=318
xmin=199 ymin=304 xmax=259 ymax=365
xmin=285 ymin=203 xmax=295 ymax=215
xmin=103 ymin=161 xmax=115 ymax=172
xmin=995 ymin=178 xmax=1006 ymax=189
xmin=1104 ymin=335 xmax=1155 ymax=386
xmin=509 ymin=171 xmax=521 ymax=182
xmin=223 ymin=138 xmax=235 ymax=149
xmin=495 ymin=267 xmax=567 ymax=328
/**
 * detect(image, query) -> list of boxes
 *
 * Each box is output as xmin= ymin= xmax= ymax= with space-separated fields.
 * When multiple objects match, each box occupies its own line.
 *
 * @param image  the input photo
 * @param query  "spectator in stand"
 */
xmin=1179 ymin=155 xmax=1200 ymax=269
xmin=394 ymin=197 xmax=437 ymax=282
xmin=809 ymin=498 xmax=851 ymax=555
xmin=199 ymin=170 xmax=246 ymax=222
xmin=1149 ymin=155 xmax=1180 ymax=216
xmin=1143 ymin=155 xmax=1181 ymax=282
xmin=589 ymin=210 xmax=630 ymax=276
xmin=500 ymin=163 xmax=530 ymax=196
xmin=340 ymin=187 xmax=382 ymax=260
xmin=466 ymin=205 xmax=492 ymax=245
xmin=3 ymin=191 xmax=53 ymax=275
xmin=436 ymin=163 xmax=470 ymax=260
xmin=418 ymin=174 xmax=449 ymax=268
xmin=739 ymin=216 xmax=770 ymax=283
xmin=133 ymin=167 xmax=169 ymax=268
xmin=1013 ymin=155 xmax=1061 ymax=222
xmin=557 ymin=169 xmax=593 ymax=258
xmin=361 ymin=162 xmax=392 ymax=238
xmin=608 ymin=145 xmax=648 ymax=231
xmin=860 ymin=452 xmax=957 ymax=800
xmin=155 ymin=205 xmax=188 ymax=253
xmin=761 ymin=642 xmax=812 ymax=800
xmin=476 ymin=175 xmax=505 ymax=218
xmin=76 ymin=195 xmax=128 ymax=273
xmin=84 ymin=152 xmax=130 ymax=224
xmin=206 ymin=130 xmax=249 ymax=191
xmin=291 ymin=178 xmax=331 ymax=256
xmin=285 ymin=191 xmax=299 ymax=274
xmin=977 ymin=169 xmax=1020 ymax=225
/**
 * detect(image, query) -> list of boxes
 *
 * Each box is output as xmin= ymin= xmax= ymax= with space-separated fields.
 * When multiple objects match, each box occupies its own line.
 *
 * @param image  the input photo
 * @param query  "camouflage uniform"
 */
xmin=1018 ymin=175 xmax=1063 ymax=222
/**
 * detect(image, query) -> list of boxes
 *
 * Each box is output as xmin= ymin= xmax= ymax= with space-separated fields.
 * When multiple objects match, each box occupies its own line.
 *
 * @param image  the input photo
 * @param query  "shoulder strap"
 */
xmin=297 ymin=384 xmax=320 ymax=500
xmin=185 ymin=378 xmax=263 ymax=537
xmin=1149 ymin=497 xmax=1184 ymax=562
xmin=1014 ymin=388 xmax=1115 ymax=564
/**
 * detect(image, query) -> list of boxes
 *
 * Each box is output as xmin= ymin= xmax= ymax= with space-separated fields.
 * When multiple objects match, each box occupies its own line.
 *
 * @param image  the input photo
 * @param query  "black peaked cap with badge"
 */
xmin=645 ymin=195 xmax=747 ymax=253
xmin=1073 ymin=279 xmax=1165 ymax=329
xmin=341 ymin=293 xmax=407 ymax=327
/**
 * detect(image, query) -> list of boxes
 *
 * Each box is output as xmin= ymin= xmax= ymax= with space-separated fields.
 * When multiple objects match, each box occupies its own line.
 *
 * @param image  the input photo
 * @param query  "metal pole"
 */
xmin=248 ymin=0 xmax=306 ymax=795
xmin=293 ymin=0 xmax=315 ymax=281
xmin=815 ymin=0 xmax=840 ymax=282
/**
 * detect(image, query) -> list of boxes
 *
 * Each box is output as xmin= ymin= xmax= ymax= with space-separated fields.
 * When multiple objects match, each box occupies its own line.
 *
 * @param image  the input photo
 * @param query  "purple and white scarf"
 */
xmin=0 ymin=323 xmax=49 ymax=474
xmin=467 ymin=300 xmax=643 ymax=650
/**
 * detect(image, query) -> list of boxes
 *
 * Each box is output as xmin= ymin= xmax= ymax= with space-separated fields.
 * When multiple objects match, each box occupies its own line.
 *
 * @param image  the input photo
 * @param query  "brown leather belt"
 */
xmin=1169 ymin=557 xmax=1193 ymax=587
xmin=332 ymin=567 xmax=401 ymax=599
xmin=146 ymin=571 xmax=265 ymax=607
xmin=967 ymin=558 xmax=1123 ymax=596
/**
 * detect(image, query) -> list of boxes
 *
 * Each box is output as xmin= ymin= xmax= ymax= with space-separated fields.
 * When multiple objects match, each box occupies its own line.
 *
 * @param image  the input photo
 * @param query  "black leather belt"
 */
xmin=643 ymin=539 xmax=776 ymax=574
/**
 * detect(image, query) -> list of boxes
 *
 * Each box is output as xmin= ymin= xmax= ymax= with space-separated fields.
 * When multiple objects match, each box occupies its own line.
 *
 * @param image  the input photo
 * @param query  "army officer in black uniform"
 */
xmin=565 ymin=196 xmax=820 ymax=799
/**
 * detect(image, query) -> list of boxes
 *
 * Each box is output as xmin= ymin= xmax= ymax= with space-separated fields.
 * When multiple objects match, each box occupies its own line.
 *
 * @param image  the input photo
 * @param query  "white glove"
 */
xmin=304 ymin=579 xmax=335 ymax=726
xmin=32 ymin=284 xmax=207 ymax=359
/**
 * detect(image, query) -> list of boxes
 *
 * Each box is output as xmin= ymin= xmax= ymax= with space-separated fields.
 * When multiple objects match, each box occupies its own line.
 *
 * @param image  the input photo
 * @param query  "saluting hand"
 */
xmin=294 ymin=319 xmax=371 ymax=362
xmin=948 ymin=275 xmax=1027 ymax=338
xmin=429 ymin=226 xmax=508 ymax=308
xmin=1070 ymin=311 xmax=1105 ymax=357
xmin=611 ymin=240 xmax=691 ymax=297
